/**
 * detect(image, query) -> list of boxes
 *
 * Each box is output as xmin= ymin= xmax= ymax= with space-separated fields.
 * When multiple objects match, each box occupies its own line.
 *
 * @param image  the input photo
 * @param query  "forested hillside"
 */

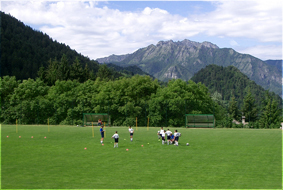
xmin=0 ymin=11 xmax=101 ymax=80
xmin=191 ymin=65 xmax=282 ymax=108
xmin=1 ymin=12 xmax=150 ymax=81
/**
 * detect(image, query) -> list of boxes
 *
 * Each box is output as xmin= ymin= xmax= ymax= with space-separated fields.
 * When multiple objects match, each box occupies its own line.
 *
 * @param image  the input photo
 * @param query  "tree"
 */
xmin=47 ymin=80 xmax=80 ymax=125
xmin=96 ymin=75 xmax=160 ymax=126
xmin=0 ymin=76 xmax=20 ymax=123
xmin=241 ymin=88 xmax=258 ymax=122
xmin=229 ymin=95 xmax=240 ymax=121
xmin=96 ymin=64 xmax=113 ymax=81
xmin=83 ymin=63 xmax=95 ymax=81
xmin=148 ymin=79 xmax=215 ymax=127
xmin=58 ymin=54 xmax=70 ymax=81
xmin=70 ymin=57 xmax=84 ymax=82
xmin=3 ymin=78 xmax=49 ymax=124
xmin=0 ymin=76 xmax=20 ymax=102
xmin=37 ymin=66 xmax=46 ymax=82
xmin=211 ymin=91 xmax=222 ymax=103
xmin=45 ymin=58 xmax=59 ymax=85
xmin=259 ymin=92 xmax=282 ymax=128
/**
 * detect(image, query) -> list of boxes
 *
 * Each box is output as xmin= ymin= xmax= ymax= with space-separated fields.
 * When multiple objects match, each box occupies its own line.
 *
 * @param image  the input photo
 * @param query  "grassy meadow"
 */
xmin=1 ymin=124 xmax=282 ymax=189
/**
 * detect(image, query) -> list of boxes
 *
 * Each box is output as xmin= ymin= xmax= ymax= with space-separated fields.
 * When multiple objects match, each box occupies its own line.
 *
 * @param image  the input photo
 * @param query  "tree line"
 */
xmin=1 ymin=75 xmax=281 ymax=128
xmin=37 ymin=54 xmax=125 ymax=85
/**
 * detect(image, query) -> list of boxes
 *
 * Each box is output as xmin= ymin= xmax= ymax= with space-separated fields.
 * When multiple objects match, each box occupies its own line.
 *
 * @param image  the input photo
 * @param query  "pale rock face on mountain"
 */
xmin=164 ymin=66 xmax=179 ymax=79
xmin=96 ymin=39 xmax=282 ymax=96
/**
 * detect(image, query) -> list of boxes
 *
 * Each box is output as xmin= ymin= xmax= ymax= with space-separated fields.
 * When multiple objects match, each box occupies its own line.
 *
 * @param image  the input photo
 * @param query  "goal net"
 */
xmin=83 ymin=113 xmax=110 ymax=126
xmin=185 ymin=114 xmax=215 ymax=128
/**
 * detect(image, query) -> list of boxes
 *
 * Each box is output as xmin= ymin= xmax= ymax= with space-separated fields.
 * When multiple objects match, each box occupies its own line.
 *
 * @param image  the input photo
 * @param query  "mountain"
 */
xmin=265 ymin=60 xmax=282 ymax=72
xmin=190 ymin=64 xmax=282 ymax=108
xmin=97 ymin=39 xmax=282 ymax=96
xmin=100 ymin=54 xmax=130 ymax=63
xmin=97 ymin=40 xmax=218 ymax=81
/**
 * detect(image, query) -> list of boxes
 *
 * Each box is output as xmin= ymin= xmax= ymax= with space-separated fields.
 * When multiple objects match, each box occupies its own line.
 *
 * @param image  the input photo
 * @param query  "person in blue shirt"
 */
xmin=170 ymin=134 xmax=175 ymax=144
xmin=100 ymin=126 xmax=104 ymax=144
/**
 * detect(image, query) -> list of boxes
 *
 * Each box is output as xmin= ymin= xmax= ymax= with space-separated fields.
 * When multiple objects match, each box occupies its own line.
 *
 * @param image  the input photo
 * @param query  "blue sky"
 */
xmin=97 ymin=1 xmax=217 ymax=16
xmin=1 ymin=1 xmax=282 ymax=61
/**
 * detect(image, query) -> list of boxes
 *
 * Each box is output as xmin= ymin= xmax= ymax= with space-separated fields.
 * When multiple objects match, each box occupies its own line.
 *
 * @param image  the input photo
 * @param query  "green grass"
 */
xmin=1 ymin=124 xmax=282 ymax=189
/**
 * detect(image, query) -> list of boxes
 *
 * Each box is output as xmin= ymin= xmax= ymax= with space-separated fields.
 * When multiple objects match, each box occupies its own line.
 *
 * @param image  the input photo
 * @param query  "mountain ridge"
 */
xmin=264 ymin=60 xmax=282 ymax=71
xmin=96 ymin=40 xmax=282 ymax=96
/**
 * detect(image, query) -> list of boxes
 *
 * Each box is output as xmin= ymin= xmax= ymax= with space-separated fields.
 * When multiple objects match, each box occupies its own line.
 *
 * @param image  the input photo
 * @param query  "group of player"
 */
xmin=157 ymin=127 xmax=181 ymax=146
xmin=99 ymin=124 xmax=181 ymax=148
xmin=100 ymin=125 xmax=134 ymax=148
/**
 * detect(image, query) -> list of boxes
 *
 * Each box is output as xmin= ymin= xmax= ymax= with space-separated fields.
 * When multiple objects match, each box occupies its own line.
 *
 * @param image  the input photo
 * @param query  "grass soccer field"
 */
xmin=1 ymin=124 xmax=282 ymax=189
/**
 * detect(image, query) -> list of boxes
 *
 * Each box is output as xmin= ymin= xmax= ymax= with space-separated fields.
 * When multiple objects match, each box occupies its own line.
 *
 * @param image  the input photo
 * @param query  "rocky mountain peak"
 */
xmin=179 ymin=39 xmax=200 ymax=47
xmin=155 ymin=39 xmax=219 ymax=49
xmin=201 ymin=41 xmax=219 ymax=49
xmin=156 ymin=40 xmax=174 ymax=47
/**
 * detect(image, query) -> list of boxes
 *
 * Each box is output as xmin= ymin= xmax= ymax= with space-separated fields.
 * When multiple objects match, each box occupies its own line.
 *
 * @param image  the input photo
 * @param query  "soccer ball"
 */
xmin=186 ymin=143 xmax=189 ymax=146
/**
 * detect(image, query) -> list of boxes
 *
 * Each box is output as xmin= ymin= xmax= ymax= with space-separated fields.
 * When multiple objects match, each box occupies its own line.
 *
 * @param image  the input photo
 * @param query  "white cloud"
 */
xmin=236 ymin=45 xmax=282 ymax=60
xmin=201 ymin=1 xmax=282 ymax=42
xmin=1 ymin=1 xmax=282 ymax=60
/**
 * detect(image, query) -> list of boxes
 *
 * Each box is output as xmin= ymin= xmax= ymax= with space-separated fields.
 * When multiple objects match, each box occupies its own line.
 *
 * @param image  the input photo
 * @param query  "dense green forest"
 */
xmin=191 ymin=65 xmax=282 ymax=110
xmin=1 ymin=74 xmax=281 ymax=128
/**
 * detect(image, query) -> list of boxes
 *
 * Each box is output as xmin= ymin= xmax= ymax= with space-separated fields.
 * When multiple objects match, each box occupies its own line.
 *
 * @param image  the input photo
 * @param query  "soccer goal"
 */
xmin=83 ymin=113 xmax=111 ymax=127
xmin=185 ymin=114 xmax=215 ymax=128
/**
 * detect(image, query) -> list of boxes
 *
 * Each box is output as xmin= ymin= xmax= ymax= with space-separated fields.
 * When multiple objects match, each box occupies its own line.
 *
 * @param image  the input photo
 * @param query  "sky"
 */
xmin=1 ymin=0 xmax=282 ymax=61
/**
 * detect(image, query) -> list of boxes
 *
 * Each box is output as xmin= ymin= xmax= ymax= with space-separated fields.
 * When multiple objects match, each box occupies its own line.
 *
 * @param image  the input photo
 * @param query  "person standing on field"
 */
xmin=112 ymin=131 xmax=119 ymax=148
xmin=100 ymin=125 xmax=104 ymax=144
xmin=129 ymin=126 xmax=134 ymax=142
xmin=165 ymin=129 xmax=172 ymax=145
xmin=159 ymin=127 xmax=164 ymax=139
xmin=161 ymin=130 xmax=166 ymax=145
xmin=173 ymin=130 xmax=181 ymax=146
xmin=98 ymin=119 xmax=102 ymax=126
